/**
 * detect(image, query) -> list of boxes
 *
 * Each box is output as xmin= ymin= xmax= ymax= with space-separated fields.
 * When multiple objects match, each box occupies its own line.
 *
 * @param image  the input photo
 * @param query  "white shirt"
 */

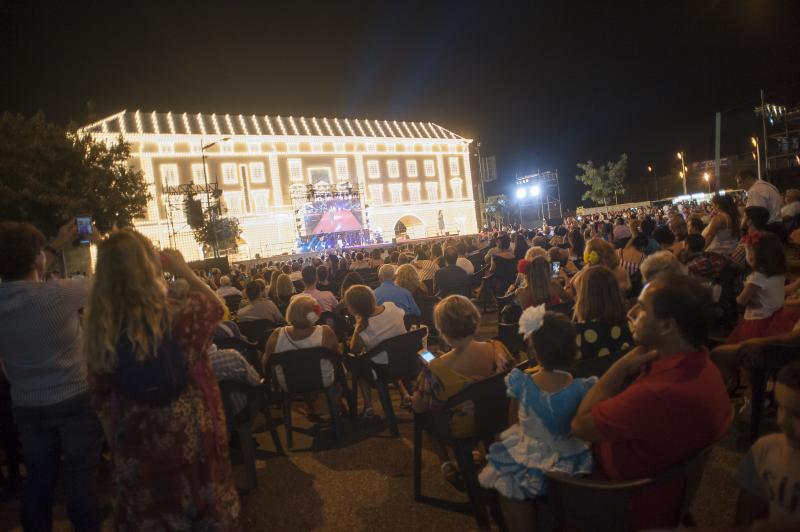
xmin=456 ymin=256 xmax=475 ymax=274
xmin=747 ymin=180 xmax=783 ymax=223
xmin=744 ymin=272 xmax=785 ymax=320
xmin=359 ymin=301 xmax=407 ymax=365
xmin=781 ymin=201 xmax=800 ymax=218
xmin=303 ymin=287 xmax=338 ymax=312
xmin=216 ymin=285 xmax=241 ymax=297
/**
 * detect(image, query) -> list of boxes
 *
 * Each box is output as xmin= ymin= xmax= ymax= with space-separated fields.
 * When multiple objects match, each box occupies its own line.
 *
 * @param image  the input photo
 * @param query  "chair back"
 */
xmin=547 ymin=300 xmax=574 ymax=316
xmin=496 ymin=322 xmax=525 ymax=358
xmin=416 ymin=296 xmax=440 ymax=336
xmin=218 ymin=379 xmax=257 ymax=426
xmin=545 ymin=443 xmax=716 ymax=532
xmin=214 ymin=337 xmax=262 ymax=370
xmin=267 ymin=347 xmax=339 ymax=394
xmin=292 ymin=279 xmax=304 ymax=293
xmin=223 ymin=294 xmax=243 ymax=313
xmin=422 ymin=370 xmax=512 ymax=442
xmin=467 ymin=250 xmax=485 ymax=272
xmin=318 ymin=310 xmax=351 ymax=342
xmin=366 ymin=327 xmax=428 ymax=381
xmin=470 ymin=264 xmax=489 ymax=289
xmin=490 ymin=256 xmax=517 ymax=295
xmin=494 ymin=293 xmax=516 ymax=312
xmin=423 ymin=278 xmax=434 ymax=295
xmin=237 ymin=319 xmax=279 ymax=352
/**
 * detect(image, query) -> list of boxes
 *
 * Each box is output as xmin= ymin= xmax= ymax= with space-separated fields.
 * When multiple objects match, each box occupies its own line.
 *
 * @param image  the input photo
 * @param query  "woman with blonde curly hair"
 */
xmin=396 ymin=263 xmax=428 ymax=299
xmin=84 ymin=229 xmax=240 ymax=530
xmin=270 ymin=273 xmax=295 ymax=315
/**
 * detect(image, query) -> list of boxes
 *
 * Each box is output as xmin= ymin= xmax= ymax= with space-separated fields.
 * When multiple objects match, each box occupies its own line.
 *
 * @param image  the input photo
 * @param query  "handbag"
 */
xmin=112 ymin=329 xmax=188 ymax=406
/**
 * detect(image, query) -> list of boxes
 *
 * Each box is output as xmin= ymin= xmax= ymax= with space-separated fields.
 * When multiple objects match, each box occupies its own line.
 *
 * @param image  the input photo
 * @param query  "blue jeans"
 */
xmin=12 ymin=393 xmax=102 ymax=532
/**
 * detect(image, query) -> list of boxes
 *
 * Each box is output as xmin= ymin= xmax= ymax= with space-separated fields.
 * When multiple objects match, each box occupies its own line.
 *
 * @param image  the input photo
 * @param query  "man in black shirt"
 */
xmin=433 ymin=246 xmax=471 ymax=297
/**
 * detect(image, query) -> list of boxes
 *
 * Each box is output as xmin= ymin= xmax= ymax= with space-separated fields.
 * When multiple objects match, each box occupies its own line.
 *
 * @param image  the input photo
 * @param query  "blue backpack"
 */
xmin=112 ymin=331 xmax=188 ymax=406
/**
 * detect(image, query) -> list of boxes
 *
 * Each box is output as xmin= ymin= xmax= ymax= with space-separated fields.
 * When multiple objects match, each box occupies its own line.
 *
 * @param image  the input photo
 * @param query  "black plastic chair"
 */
xmin=496 ymin=322 xmax=525 ymax=360
xmin=404 ymin=313 xmax=423 ymax=330
xmin=750 ymin=343 xmax=798 ymax=442
xmin=223 ymin=294 xmax=243 ymax=314
xmin=545 ymin=443 xmax=715 ymax=532
xmin=214 ymin=337 xmax=262 ymax=371
xmin=237 ymin=319 xmax=280 ymax=353
xmin=416 ymin=296 xmax=440 ymax=339
xmin=219 ymin=380 xmax=262 ymax=490
xmin=350 ymin=327 xmax=428 ymax=436
xmin=266 ymin=347 xmax=346 ymax=449
xmin=494 ymin=293 xmax=516 ymax=321
xmin=414 ymin=370 xmax=513 ymax=530
xmin=546 ymin=301 xmax=574 ymax=317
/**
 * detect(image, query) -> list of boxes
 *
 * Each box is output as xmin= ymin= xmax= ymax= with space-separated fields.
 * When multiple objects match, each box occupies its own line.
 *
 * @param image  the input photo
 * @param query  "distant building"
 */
xmin=78 ymin=110 xmax=477 ymax=259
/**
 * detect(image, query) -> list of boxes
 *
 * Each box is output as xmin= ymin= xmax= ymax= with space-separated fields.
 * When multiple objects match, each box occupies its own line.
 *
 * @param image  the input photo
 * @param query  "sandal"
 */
xmin=441 ymin=461 xmax=466 ymax=492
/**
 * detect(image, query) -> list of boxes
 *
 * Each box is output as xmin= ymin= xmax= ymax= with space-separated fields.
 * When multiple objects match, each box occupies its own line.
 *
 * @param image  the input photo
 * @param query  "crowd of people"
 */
xmin=0 ymin=168 xmax=799 ymax=530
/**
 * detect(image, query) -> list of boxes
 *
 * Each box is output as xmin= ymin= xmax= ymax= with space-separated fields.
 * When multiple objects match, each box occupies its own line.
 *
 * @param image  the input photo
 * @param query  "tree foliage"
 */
xmin=575 ymin=153 xmax=628 ymax=207
xmin=484 ymin=194 xmax=510 ymax=226
xmin=0 ymin=112 xmax=149 ymax=236
xmin=192 ymin=211 xmax=243 ymax=255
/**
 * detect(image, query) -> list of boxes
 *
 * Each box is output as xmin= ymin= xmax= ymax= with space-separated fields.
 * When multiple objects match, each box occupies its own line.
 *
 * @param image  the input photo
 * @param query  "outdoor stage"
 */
xmin=235 ymin=232 xmax=481 ymax=268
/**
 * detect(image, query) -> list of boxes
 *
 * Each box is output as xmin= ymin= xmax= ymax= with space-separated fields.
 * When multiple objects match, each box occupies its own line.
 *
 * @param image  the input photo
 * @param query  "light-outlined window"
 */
xmin=389 ymin=183 xmax=403 ymax=204
xmin=386 ymin=144 xmax=395 ymax=152
xmin=220 ymin=140 xmax=234 ymax=153
xmin=222 ymin=163 xmax=237 ymax=184
xmin=159 ymin=143 xmax=174 ymax=154
xmin=249 ymin=162 xmax=266 ymax=183
xmin=425 ymin=182 xmax=438 ymax=202
xmin=334 ymin=142 xmax=345 ymax=153
xmin=406 ymin=160 xmax=418 ymax=177
xmin=367 ymin=160 xmax=380 ymax=179
xmin=387 ymin=160 xmax=400 ymax=178
xmin=335 ymin=158 xmax=350 ymax=181
xmin=450 ymin=178 xmax=464 ymax=200
xmin=288 ymin=159 xmax=303 ymax=181
xmin=189 ymin=142 xmax=201 ymax=153
xmin=251 ymin=190 xmax=270 ymax=213
xmin=408 ymin=183 xmax=421 ymax=203
xmin=367 ymin=142 xmax=377 ymax=153
xmin=191 ymin=163 xmax=208 ymax=185
xmin=160 ymin=164 xmax=179 ymax=186
xmin=448 ymin=157 xmax=460 ymax=176
xmin=311 ymin=142 xmax=322 ymax=153
xmin=424 ymin=159 xmax=436 ymax=177
xmin=248 ymin=142 xmax=261 ymax=153
xmin=369 ymin=184 xmax=384 ymax=205
xmin=288 ymin=142 xmax=299 ymax=153
xmin=223 ymin=191 xmax=243 ymax=216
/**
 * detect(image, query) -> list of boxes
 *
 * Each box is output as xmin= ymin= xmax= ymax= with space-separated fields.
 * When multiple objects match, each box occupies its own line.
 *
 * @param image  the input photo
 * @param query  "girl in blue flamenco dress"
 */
xmin=479 ymin=304 xmax=597 ymax=531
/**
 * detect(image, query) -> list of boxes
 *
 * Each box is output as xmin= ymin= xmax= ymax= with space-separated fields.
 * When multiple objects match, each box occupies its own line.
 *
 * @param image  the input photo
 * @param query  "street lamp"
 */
xmin=703 ymin=172 xmax=710 ymax=194
xmin=677 ymin=152 xmax=688 ymax=195
xmin=646 ymin=165 xmax=659 ymax=200
xmin=751 ymin=136 xmax=762 ymax=181
xmin=200 ymin=136 xmax=230 ymax=258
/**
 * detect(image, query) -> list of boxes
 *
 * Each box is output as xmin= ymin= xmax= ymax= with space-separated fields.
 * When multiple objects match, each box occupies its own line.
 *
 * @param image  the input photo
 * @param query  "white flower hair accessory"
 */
xmin=306 ymin=311 xmax=320 ymax=325
xmin=518 ymin=304 xmax=546 ymax=340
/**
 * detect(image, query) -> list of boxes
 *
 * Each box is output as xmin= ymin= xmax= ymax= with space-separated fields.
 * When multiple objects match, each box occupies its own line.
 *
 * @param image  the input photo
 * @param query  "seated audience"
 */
xmin=301 ymin=265 xmax=338 ymax=312
xmin=270 ymin=273 xmax=295 ymax=315
xmin=238 ymin=280 xmax=285 ymax=324
xmin=572 ymin=265 xmax=633 ymax=359
xmin=413 ymin=296 xmax=513 ymax=487
xmin=455 ymin=242 xmax=475 ymax=274
xmin=781 ymin=188 xmax=800 ymax=220
xmin=728 ymin=232 xmax=786 ymax=343
xmin=316 ymin=264 xmax=338 ymax=294
xmin=516 ymin=256 xmax=568 ymax=309
xmin=433 ymin=246 xmax=471 ymax=297
xmin=208 ymin=344 xmax=263 ymax=415
xmin=86 ymin=231 xmax=239 ymax=529
xmin=396 ymin=263 xmax=429 ymax=299
xmin=487 ymin=234 xmax=518 ymax=295
xmin=215 ymin=275 xmax=241 ymax=297
xmin=480 ymin=306 xmax=596 ymax=531
xmin=346 ymin=285 xmax=408 ymax=417
xmin=374 ymin=264 xmax=421 ymax=316
xmin=703 ymin=194 xmax=741 ymax=255
xmin=349 ymin=252 xmax=370 ymax=271
xmin=413 ymin=248 xmax=439 ymax=282
xmin=734 ymin=360 xmax=800 ymax=529
xmin=571 ymin=274 xmax=730 ymax=531
xmin=640 ymin=250 xmax=685 ymax=282
xmin=0 ymin=221 xmax=103 ymax=531
xmin=571 ymin=237 xmax=630 ymax=294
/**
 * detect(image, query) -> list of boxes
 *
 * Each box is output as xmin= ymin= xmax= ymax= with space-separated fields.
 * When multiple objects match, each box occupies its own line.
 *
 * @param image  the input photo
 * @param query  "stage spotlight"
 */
xmin=530 ymin=185 xmax=541 ymax=196
xmin=515 ymin=188 xmax=527 ymax=199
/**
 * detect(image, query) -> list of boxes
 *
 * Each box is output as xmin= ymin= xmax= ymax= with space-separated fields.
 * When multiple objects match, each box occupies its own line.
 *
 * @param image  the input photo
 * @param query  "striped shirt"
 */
xmin=0 ymin=278 xmax=90 ymax=407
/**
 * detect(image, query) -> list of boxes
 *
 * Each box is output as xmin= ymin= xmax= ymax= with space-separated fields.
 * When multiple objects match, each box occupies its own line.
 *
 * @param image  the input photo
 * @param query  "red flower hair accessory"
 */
xmin=517 ymin=259 xmax=530 ymax=274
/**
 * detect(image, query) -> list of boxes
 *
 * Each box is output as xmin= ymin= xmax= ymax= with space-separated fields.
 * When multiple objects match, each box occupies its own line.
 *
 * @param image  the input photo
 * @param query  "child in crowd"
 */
xmin=479 ymin=304 xmax=596 ymax=532
xmin=734 ymin=361 xmax=800 ymax=529
xmin=728 ymin=232 xmax=786 ymax=343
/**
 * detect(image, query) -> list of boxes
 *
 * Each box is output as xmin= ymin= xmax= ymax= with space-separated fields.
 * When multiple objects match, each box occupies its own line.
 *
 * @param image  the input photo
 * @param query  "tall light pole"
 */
xmin=647 ymin=165 xmax=659 ymax=201
xmin=703 ymin=172 xmax=711 ymax=194
xmin=200 ymin=136 xmax=230 ymax=258
xmin=751 ymin=136 xmax=762 ymax=181
xmin=677 ymin=152 xmax=688 ymax=195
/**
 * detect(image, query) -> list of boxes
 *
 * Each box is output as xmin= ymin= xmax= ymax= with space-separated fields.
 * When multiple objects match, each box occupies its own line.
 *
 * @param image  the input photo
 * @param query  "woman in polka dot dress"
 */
xmin=572 ymin=266 xmax=632 ymax=359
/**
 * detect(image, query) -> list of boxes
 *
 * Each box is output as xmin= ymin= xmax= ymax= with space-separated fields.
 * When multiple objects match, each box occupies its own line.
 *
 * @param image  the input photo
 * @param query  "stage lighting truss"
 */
xmin=513 ymin=170 xmax=563 ymax=222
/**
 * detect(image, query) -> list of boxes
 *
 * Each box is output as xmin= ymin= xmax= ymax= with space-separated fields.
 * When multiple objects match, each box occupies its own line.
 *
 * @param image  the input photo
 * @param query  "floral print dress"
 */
xmin=91 ymin=292 xmax=241 ymax=531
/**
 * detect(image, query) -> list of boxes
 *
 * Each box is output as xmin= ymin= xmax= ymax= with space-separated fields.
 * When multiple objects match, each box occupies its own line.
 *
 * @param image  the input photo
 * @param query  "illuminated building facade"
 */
xmin=79 ymin=110 xmax=477 ymax=260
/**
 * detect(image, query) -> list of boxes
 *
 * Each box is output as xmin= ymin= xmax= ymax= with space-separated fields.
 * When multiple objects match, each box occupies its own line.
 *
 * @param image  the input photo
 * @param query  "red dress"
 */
xmin=91 ymin=292 xmax=241 ymax=531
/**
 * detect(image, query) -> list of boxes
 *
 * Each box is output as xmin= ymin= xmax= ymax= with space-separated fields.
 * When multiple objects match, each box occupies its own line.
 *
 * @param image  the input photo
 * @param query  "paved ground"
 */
xmin=0 ymin=312 xmax=764 ymax=531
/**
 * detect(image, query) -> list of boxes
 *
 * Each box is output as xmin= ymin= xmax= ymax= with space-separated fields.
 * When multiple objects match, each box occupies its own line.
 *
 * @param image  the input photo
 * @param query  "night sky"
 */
xmin=2 ymin=0 xmax=799 ymax=208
